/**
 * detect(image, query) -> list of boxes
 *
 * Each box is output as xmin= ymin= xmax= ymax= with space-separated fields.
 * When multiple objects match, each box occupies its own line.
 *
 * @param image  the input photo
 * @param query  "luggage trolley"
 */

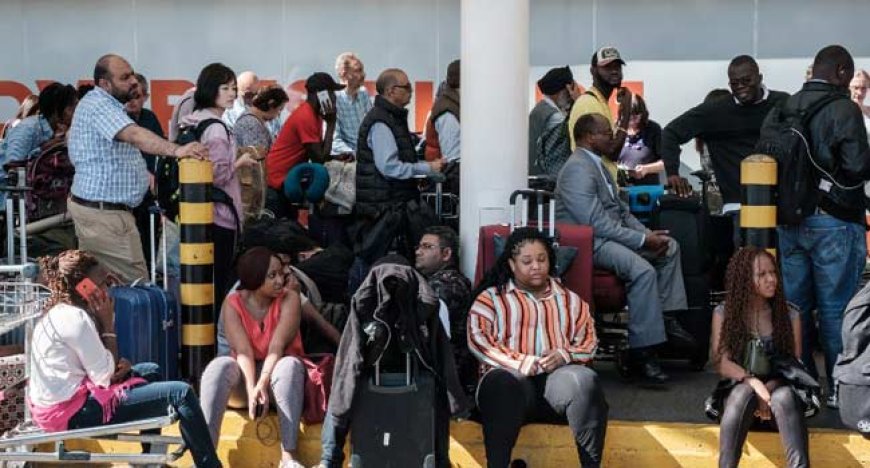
xmin=0 ymin=174 xmax=185 ymax=466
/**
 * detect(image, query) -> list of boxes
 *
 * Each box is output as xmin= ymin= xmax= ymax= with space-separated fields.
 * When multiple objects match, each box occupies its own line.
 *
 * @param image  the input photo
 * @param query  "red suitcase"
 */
xmin=473 ymin=189 xmax=593 ymax=305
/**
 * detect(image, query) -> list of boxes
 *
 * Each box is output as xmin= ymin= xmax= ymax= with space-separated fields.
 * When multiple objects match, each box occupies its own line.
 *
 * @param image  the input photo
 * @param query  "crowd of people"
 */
xmin=2 ymin=41 xmax=870 ymax=468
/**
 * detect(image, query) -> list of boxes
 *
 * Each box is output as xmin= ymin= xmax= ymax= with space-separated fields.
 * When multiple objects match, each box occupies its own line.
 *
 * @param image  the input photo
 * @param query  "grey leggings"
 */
xmin=199 ymin=356 xmax=306 ymax=452
xmin=718 ymin=382 xmax=809 ymax=468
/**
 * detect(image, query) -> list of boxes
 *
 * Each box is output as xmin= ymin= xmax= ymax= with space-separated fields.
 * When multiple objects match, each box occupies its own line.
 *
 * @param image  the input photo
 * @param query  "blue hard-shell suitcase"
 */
xmin=110 ymin=282 xmax=180 ymax=381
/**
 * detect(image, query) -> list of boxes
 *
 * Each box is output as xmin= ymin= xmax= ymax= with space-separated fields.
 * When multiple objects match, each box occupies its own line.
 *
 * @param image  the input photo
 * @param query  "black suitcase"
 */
xmin=350 ymin=353 xmax=445 ymax=468
xmin=653 ymin=195 xmax=713 ymax=368
xmin=652 ymin=194 xmax=712 ymax=276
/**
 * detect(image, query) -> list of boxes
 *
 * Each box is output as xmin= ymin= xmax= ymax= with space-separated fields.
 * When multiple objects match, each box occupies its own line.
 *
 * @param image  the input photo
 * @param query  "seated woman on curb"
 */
xmin=200 ymin=247 xmax=307 ymax=468
xmin=468 ymin=227 xmax=608 ymax=468
xmin=28 ymin=251 xmax=221 ymax=468
xmin=710 ymin=247 xmax=811 ymax=468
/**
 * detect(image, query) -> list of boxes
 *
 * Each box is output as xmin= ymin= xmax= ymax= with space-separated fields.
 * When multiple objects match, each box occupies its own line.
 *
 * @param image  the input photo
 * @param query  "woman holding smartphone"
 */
xmin=28 ymin=250 xmax=221 ymax=468
xmin=199 ymin=247 xmax=307 ymax=468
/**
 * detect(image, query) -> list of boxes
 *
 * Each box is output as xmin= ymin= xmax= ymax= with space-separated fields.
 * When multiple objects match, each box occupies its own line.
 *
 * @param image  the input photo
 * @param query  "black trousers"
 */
xmin=476 ymin=365 xmax=608 ymax=468
xmin=213 ymin=225 xmax=236 ymax=309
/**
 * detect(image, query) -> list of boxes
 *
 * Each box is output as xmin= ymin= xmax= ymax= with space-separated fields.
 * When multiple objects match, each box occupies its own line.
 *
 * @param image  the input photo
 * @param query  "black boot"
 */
xmin=629 ymin=347 xmax=669 ymax=386
xmin=663 ymin=311 xmax=697 ymax=349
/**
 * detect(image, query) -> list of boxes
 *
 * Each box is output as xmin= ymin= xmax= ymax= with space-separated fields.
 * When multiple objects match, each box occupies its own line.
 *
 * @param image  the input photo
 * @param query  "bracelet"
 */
xmin=101 ymin=333 xmax=117 ymax=339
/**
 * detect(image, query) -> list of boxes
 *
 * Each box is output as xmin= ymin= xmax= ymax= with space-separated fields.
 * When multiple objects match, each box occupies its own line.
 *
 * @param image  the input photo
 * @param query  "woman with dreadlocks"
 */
xmin=28 ymin=250 xmax=221 ymax=468
xmin=710 ymin=247 xmax=810 ymax=468
xmin=467 ymin=227 xmax=607 ymax=468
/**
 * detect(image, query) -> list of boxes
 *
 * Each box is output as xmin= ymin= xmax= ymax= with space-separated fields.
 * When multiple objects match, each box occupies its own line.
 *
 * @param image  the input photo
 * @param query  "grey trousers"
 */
xmin=199 ymin=355 xmax=306 ymax=452
xmin=718 ymin=383 xmax=809 ymax=468
xmin=593 ymin=237 xmax=687 ymax=348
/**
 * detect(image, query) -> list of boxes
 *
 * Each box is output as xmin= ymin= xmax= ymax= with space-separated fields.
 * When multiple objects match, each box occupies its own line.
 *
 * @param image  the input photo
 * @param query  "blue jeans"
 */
xmin=778 ymin=215 xmax=866 ymax=391
xmin=67 ymin=363 xmax=221 ymax=468
xmin=319 ymin=409 xmax=350 ymax=468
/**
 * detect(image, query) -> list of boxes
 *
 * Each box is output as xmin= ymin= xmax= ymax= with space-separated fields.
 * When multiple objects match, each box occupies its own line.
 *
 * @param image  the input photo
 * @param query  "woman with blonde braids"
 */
xmin=28 ymin=250 xmax=222 ymax=467
xmin=710 ymin=247 xmax=810 ymax=468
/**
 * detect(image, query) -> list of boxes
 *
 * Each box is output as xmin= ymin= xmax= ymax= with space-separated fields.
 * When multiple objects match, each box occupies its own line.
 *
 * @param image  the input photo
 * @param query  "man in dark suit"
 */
xmin=555 ymin=112 xmax=694 ymax=385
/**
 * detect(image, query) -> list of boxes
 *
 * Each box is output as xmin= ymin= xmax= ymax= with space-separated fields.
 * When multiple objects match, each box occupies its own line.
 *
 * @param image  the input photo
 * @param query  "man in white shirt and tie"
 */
xmin=555 ymin=112 xmax=694 ymax=386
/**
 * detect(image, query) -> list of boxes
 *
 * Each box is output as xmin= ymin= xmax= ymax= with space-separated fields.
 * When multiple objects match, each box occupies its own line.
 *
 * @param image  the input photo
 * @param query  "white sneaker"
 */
xmin=826 ymin=384 xmax=839 ymax=409
xmin=278 ymin=460 xmax=305 ymax=468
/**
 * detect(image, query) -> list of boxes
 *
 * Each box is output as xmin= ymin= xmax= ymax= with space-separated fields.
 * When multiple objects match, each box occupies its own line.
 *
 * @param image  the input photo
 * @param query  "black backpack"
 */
xmin=757 ymin=93 xmax=849 ymax=226
xmin=155 ymin=118 xmax=240 ymax=232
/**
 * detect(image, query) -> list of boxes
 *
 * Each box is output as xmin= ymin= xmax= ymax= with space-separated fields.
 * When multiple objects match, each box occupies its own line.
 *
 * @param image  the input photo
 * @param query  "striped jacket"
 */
xmin=467 ymin=279 xmax=597 ymax=376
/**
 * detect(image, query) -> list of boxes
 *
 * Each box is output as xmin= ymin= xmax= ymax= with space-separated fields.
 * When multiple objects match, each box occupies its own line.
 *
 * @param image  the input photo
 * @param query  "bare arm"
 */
xmin=222 ymin=298 xmax=259 ymax=393
xmin=258 ymin=292 xmax=303 ymax=386
xmin=116 ymin=124 xmax=208 ymax=159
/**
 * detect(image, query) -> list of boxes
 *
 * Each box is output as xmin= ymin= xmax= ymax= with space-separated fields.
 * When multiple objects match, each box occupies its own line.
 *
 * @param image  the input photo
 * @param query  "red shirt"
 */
xmin=266 ymin=101 xmax=323 ymax=189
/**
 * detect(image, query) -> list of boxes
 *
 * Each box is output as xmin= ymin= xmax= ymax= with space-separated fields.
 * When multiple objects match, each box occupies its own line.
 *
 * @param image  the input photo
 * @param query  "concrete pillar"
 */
xmin=459 ymin=0 xmax=530 ymax=278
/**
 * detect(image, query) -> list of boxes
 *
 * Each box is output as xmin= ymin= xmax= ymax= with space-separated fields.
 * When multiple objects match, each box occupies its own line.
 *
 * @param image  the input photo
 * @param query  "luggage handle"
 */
xmin=373 ymin=352 xmax=413 ymax=387
xmin=148 ymin=204 xmax=169 ymax=291
xmin=509 ymin=189 xmax=555 ymax=240
xmin=2 ymin=168 xmax=30 ymax=271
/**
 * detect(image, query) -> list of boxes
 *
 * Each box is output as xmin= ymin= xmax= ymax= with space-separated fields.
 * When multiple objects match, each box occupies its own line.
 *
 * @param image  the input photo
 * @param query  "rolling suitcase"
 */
xmin=652 ymin=195 xmax=713 ymax=368
xmin=473 ymin=189 xmax=593 ymax=305
xmin=349 ymin=353 xmax=444 ymax=468
xmin=110 ymin=207 xmax=180 ymax=380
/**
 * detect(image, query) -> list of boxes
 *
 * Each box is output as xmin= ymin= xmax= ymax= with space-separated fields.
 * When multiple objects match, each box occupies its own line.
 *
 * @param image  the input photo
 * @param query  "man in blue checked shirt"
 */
xmin=67 ymin=54 xmax=208 ymax=283
xmin=331 ymin=52 xmax=372 ymax=158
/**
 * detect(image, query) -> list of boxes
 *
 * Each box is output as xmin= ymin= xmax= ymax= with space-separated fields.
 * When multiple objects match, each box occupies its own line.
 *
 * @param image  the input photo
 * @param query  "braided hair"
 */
xmin=39 ymin=250 xmax=100 ymax=311
xmin=471 ymin=227 xmax=556 ymax=298
xmin=717 ymin=247 xmax=794 ymax=362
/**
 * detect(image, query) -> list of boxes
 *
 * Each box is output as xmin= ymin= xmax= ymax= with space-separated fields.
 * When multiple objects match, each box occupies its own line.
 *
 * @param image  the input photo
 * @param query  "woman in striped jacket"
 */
xmin=468 ymin=227 xmax=608 ymax=468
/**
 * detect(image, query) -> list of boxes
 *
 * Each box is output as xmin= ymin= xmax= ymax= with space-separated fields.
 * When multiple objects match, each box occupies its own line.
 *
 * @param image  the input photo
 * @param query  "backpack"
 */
xmin=757 ymin=93 xmax=858 ymax=225
xmin=536 ymin=110 xmax=572 ymax=178
xmin=155 ymin=118 xmax=241 ymax=232
xmin=4 ymin=139 xmax=74 ymax=221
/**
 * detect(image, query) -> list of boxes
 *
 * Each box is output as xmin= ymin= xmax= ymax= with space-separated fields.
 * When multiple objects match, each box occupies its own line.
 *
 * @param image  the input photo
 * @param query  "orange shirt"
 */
xmin=227 ymin=291 xmax=304 ymax=360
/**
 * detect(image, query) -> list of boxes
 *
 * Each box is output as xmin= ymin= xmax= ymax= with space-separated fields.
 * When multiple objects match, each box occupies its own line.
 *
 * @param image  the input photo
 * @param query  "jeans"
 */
xmin=718 ymin=383 xmax=808 ymax=468
xmin=778 ymin=214 xmax=866 ymax=390
xmin=319 ymin=409 xmax=350 ymax=468
xmin=67 ymin=363 xmax=221 ymax=468
xmin=475 ymin=366 xmax=609 ymax=468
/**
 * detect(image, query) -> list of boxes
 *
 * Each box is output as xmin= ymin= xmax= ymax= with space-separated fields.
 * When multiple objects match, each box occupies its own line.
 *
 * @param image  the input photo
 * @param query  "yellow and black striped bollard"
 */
xmin=178 ymin=158 xmax=216 ymax=384
xmin=740 ymin=154 xmax=777 ymax=257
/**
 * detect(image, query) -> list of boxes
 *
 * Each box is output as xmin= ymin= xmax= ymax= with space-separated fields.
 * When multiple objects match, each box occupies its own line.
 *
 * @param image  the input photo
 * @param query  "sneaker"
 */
xmin=278 ymin=460 xmax=305 ymax=468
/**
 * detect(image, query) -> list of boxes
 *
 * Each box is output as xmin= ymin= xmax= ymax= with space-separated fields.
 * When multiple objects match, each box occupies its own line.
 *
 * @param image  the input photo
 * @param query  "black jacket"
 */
xmin=834 ymin=281 xmax=870 ymax=386
xmin=328 ymin=262 xmax=471 ymax=419
xmin=760 ymin=81 xmax=870 ymax=223
xmin=355 ymin=96 xmax=420 ymax=218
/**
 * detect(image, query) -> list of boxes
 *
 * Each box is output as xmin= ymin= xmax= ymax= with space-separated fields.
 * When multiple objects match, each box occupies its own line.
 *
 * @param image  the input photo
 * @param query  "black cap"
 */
xmin=537 ymin=66 xmax=574 ymax=95
xmin=305 ymin=72 xmax=346 ymax=93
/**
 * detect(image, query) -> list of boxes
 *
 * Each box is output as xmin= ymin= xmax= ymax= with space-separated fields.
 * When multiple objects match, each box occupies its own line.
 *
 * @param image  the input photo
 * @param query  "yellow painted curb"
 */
xmin=57 ymin=412 xmax=870 ymax=467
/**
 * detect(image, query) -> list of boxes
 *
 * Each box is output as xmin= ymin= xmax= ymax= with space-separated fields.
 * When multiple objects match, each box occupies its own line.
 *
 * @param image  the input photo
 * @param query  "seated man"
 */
xmin=555 ymin=112 xmax=694 ymax=385
xmin=414 ymin=225 xmax=475 ymax=394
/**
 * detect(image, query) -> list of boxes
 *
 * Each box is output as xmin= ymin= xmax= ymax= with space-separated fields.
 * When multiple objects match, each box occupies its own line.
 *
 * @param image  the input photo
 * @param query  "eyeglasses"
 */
xmin=393 ymin=83 xmax=413 ymax=92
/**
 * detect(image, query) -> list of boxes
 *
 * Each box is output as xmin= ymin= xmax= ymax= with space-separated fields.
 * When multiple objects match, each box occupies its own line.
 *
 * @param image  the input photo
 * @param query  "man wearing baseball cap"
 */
xmin=264 ymin=72 xmax=344 ymax=219
xmin=529 ymin=65 xmax=580 ymax=176
xmin=567 ymin=46 xmax=633 ymax=185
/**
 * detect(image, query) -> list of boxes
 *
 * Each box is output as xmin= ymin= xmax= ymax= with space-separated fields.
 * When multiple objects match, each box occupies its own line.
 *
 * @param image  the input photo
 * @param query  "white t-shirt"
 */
xmin=28 ymin=303 xmax=115 ymax=406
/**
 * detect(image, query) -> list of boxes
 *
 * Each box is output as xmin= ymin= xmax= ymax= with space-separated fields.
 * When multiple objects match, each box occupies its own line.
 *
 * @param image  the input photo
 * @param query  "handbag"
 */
xmin=300 ymin=353 xmax=335 ymax=424
xmin=0 ymin=354 xmax=26 ymax=434
xmin=742 ymin=337 xmax=772 ymax=378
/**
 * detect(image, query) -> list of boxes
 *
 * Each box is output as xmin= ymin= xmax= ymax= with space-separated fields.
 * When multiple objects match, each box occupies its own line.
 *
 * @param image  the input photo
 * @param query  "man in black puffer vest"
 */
xmin=352 ymin=68 xmax=445 ymax=264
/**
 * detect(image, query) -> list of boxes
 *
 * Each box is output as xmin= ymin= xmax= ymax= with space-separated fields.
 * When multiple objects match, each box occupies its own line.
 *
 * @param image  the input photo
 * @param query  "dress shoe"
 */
xmin=663 ymin=313 xmax=697 ymax=349
xmin=629 ymin=347 xmax=669 ymax=386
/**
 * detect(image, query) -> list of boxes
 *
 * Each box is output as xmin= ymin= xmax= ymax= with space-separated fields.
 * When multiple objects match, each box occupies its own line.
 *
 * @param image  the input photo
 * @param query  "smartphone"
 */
xmin=316 ymin=90 xmax=332 ymax=116
xmin=75 ymin=277 xmax=99 ymax=300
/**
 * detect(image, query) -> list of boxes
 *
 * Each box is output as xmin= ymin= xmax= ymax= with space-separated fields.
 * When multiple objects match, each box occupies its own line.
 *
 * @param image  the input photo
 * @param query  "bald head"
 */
xmin=237 ymin=71 xmax=259 ymax=93
xmin=812 ymin=45 xmax=855 ymax=88
xmin=573 ymin=113 xmax=612 ymax=155
xmin=376 ymin=68 xmax=412 ymax=108
xmin=93 ymin=54 xmax=139 ymax=104
xmin=375 ymin=68 xmax=407 ymax=94
xmin=94 ymin=54 xmax=129 ymax=84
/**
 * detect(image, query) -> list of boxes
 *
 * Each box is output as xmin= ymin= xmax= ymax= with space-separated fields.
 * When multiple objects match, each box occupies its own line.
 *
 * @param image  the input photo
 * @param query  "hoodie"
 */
xmin=181 ymin=108 xmax=243 ymax=230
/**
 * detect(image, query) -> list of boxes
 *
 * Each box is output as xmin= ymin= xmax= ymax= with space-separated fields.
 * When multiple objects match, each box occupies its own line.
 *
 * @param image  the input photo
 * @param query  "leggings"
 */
xmin=199 ymin=356 xmax=305 ymax=452
xmin=476 ymin=365 xmax=608 ymax=468
xmin=718 ymin=382 xmax=809 ymax=468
